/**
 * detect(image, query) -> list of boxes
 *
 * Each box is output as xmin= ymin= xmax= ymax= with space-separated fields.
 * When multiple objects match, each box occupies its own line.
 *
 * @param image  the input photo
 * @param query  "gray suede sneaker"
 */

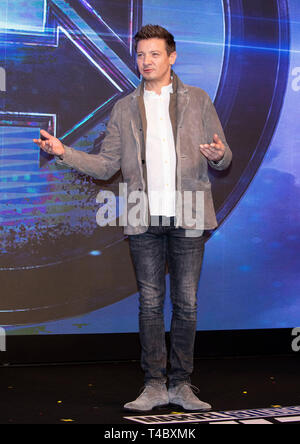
xmin=124 ymin=383 xmax=169 ymax=412
xmin=168 ymin=383 xmax=212 ymax=411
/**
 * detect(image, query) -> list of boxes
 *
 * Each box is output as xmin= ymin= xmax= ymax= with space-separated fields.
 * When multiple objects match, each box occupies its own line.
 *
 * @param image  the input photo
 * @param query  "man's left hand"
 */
xmin=200 ymin=134 xmax=225 ymax=163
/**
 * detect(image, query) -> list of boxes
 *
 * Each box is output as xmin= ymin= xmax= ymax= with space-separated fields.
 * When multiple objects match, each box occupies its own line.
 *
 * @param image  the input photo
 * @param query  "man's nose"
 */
xmin=143 ymin=54 xmax=152 ymax=65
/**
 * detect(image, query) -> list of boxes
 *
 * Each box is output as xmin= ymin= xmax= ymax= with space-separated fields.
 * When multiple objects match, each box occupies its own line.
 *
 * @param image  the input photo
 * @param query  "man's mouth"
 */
xmin=143 ymin=68 xmax=153 ymax=73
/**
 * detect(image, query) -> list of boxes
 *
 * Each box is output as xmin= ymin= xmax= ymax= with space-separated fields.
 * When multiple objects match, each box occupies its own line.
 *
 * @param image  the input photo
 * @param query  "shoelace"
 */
xmin=186 ymin=384 xmax=200 ymax=394
xmin=139 ymin=382 xmax=200 ymax=395
xmin=138 ymin=384 xmax=164 ymax=396
xmin=172 ymin=382 xmax=200 ymax=394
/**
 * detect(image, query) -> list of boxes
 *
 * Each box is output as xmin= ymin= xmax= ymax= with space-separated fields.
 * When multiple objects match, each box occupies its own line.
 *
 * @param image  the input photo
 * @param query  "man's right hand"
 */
xmin=33 ymin=129 xmax=65 ymax=157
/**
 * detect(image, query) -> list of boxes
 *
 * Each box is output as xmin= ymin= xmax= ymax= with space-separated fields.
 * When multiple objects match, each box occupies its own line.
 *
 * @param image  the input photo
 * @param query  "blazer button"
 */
xmin=142 ymin=159 xmax=145 ymax=164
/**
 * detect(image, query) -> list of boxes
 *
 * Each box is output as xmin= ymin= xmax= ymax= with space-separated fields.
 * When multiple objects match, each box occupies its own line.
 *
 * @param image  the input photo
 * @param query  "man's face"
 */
xmin=136 ymin=38 xmax=176 ymax=84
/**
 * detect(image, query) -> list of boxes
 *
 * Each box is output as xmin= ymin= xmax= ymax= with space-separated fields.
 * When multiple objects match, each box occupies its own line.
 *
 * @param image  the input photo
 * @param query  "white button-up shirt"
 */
xmin=144 ymin=82 xmax=176 ymax=216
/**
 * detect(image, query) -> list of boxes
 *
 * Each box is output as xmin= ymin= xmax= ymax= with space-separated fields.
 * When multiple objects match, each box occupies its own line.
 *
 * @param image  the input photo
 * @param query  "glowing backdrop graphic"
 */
xmin=0 ymin=0 xmax=299 ymax=334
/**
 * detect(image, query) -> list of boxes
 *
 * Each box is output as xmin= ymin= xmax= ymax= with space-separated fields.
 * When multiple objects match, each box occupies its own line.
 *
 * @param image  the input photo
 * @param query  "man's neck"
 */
xmin=144 ymin=77 xmax=172 ymax=96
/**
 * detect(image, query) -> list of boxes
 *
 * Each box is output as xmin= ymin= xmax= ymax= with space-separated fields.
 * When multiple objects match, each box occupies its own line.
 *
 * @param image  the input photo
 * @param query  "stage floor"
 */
xmin=0 ymin=354 xmax=300 ymax=424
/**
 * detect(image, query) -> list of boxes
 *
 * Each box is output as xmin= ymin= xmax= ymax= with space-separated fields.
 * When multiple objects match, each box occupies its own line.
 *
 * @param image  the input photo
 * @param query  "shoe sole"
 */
xmin=169 ymin=402 xmax=212 ymax=412
xmin=123 ymin=403 xmax=170 ymax=413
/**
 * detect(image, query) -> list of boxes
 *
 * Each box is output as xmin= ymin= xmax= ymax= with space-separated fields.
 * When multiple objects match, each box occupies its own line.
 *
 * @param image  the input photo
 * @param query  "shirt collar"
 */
xmin=144 ymin=81 xmax=173 ymax=97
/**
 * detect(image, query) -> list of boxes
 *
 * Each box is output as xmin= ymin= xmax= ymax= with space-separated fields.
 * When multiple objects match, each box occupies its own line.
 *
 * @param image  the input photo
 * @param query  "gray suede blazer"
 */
xmin=56 ymin=72 xmax=232 ymax=235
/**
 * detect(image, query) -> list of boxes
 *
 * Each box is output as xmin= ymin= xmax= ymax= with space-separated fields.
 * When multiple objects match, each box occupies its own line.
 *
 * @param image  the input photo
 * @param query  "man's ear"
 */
xmin=169 ymin=51 xmax=177 ymax=66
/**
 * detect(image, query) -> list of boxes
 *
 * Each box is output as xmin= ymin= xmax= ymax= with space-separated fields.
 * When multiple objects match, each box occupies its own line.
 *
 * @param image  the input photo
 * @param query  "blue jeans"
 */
xmin=128 ymin=216 xmax=205 ymax=387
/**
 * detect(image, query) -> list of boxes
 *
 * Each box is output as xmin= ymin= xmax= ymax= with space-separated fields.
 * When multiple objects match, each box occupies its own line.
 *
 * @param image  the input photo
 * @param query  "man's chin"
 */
xmin=142 ymin=70 xmax=155 ymax=78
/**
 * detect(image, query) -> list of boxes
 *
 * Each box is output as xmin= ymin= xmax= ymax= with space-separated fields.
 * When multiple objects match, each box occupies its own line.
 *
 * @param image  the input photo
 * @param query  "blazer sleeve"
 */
xmin=203 ymin=93 xmax=232 ymax=171
xmin=55 ymin=101 xmax=122 ymax=180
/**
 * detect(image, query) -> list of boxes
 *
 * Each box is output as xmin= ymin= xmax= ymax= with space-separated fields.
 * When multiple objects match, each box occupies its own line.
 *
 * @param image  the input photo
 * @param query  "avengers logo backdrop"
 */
xmin=0 ymin=0 xmax=299 ymax=334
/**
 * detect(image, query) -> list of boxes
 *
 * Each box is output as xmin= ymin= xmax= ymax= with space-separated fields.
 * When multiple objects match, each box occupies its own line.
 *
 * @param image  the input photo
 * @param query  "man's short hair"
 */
xmin=134 ymin=24 xmax=176 ymax=55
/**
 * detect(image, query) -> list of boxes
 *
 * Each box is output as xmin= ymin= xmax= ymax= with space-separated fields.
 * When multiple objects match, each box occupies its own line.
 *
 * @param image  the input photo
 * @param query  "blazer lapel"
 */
xmin=131 ymin=72 xmax=189 ymax=159
xmin=175 ymin=74 xmax=189 ymax=131
xmin=170 ymin=72 xmax=189 ymax=145
xmin=138 ymin=94 xmax=147 ymax=163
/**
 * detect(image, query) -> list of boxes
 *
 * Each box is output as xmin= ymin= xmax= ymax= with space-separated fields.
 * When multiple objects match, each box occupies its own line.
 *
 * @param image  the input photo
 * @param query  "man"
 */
xmin=33 ymin=25 xmax=232 ymax=412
